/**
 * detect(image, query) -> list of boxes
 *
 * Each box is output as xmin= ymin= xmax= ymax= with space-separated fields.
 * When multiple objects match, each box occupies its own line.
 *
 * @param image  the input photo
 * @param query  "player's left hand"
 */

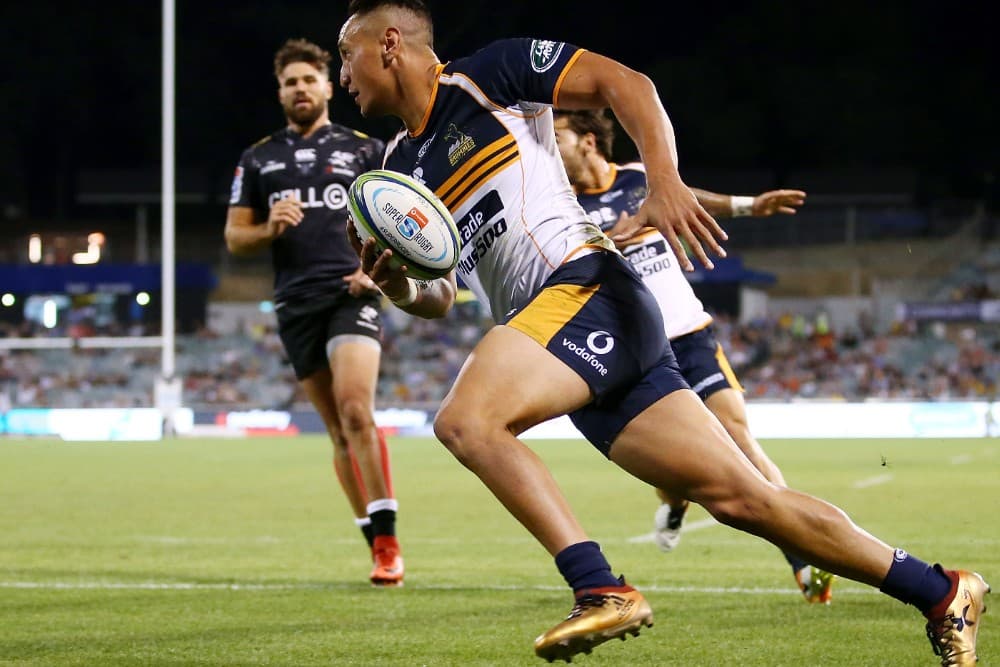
xmin=616 ymin=179 xmax=728 ymax=271
xmin=753 ymin=189 xmax=807 ymax=216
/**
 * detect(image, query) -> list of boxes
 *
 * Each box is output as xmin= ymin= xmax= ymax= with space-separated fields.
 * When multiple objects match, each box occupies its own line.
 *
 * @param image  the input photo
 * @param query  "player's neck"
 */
xmin=402 ymin=60 xmax=442 ymax=135
xmin=288 ymin=113 xmax=331 ymax=139
xmin=582 ymin=158 xmax=614 ymax=192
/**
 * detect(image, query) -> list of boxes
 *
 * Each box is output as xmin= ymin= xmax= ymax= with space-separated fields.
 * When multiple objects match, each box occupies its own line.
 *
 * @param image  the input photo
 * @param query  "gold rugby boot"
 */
xmin=534 ymin=579 xmax=653 ymax=662
xmin=795 ymin=566 xmax=835 ymax=604
xmin=925 ymin=569 xmax=990 ymax=666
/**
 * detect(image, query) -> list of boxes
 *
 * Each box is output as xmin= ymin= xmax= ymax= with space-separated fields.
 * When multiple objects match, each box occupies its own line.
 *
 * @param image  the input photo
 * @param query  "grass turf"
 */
xmin=1 ymin=435 xmax=997 ymax=665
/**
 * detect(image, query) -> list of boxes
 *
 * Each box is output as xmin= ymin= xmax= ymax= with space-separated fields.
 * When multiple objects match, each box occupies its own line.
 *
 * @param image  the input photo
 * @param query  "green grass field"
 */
xmin=1 ymin=435 xmax=997 ymax=666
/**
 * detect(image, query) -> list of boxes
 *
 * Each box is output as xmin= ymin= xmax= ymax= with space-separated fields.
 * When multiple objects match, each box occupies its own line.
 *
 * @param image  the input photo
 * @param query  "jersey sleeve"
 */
xmin=228 ymin=146 xmax=261 ymax=210
xmin=450 ymin=38 xmax=584 ymax=108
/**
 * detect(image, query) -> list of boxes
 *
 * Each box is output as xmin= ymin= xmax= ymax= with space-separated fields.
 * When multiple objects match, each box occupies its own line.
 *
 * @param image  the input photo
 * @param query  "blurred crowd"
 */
xmin=1 ymin=302 xmax=998 ymax=412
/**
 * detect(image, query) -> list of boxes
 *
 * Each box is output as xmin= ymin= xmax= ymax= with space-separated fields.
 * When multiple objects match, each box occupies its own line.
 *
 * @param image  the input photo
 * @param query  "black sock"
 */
xmin=370 ymin=509 xmax=396 ymax=537
xmin=879 ymin=549 xmax=953 ymax=613
xmin=554 ymin=541 xmax=621 ymax=594
xmin=360 ymin=522 xmax=375 ymax=548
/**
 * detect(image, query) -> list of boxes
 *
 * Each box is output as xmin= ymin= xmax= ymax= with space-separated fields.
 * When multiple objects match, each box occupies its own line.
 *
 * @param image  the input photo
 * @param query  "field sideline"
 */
xmin=1 ymin=435 xmax=997 ymax=665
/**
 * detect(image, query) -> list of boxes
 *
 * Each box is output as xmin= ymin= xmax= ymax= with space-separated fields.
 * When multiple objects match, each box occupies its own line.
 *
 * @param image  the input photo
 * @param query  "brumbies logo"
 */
xmin=397 ymin=206 xmax=429 ymax=239
xmin=530 ymin=40 xmax=564 ymax=73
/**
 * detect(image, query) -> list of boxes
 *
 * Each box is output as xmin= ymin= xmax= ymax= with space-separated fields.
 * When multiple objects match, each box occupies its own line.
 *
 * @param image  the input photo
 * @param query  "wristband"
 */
xmin=388 ymin=278 xmax=419 ymax=307
xmin=731 ymin=195 xmax=755 ymax=217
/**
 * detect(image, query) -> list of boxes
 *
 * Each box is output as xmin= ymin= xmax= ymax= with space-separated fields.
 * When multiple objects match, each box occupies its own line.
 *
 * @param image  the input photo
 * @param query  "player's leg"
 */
xmin=278 ymin=307 xmax=372 ymax=550
xmin=652 ymin=486 xmax=689 ymax=552
xmin=328 ymin=333 xmax=403 ymax=586
xmin=704 ymin=385 xmax=833 ymax=602
xmin=609 ymin=389 xmax=989 ymax=663
xmin=298 ymin=369 xmax=369 ymax=518
xmin=434 ymin=323 xmax=653 ymax=661
xmin=434 ymin=324 xmax=594 ymax=555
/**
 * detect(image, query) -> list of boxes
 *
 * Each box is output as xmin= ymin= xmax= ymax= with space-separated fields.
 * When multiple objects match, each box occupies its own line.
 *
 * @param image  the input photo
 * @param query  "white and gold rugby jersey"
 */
xmin=575 ymin=161 xmax=712 ymax=339
xmin=382 ymin=38 xmax=613 ymax=322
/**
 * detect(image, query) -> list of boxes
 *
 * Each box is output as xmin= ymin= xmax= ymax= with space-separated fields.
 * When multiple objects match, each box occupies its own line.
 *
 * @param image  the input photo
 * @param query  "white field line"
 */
xmin=853 ymin=473 xmax=893 ymax=489
xmin=0 ymin=579 xmax=880 ymax=595
xmin=950 ymin=454 xmax=972 ymax=465
xmin=627 ymin=517 xmax=719 ymax=544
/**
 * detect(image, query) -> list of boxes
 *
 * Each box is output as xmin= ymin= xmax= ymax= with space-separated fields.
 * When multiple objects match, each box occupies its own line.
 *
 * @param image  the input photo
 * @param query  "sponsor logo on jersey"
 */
xmin=444 ymin=123 xmax=475 ymax=166
xmin=267 ymin=183 xmax=349 ymax=210
xmin=530 ymin=40 xmax=565 ymax=73
xmin=599 ymin=190 xmax=624 ymax=204
xmin=417 ymin=134 xmax=436 ymax=160
xmin=294 ymin=148 xmax=317 ymax=162
xmin=260 ymin=162 xmax=286 ymax=175
xmin=327 ymin=150 xmax=357 ymax=168
xmin=229 ymin=167 xmax=244 ymax=204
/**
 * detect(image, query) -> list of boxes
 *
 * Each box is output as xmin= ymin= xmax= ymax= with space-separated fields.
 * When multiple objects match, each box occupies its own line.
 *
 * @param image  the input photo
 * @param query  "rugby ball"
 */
xmin=348 ymin=169 xmax=460 ymax=280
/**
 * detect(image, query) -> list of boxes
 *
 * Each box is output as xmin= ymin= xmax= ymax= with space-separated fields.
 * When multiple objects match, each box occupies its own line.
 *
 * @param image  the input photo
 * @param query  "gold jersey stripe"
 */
xmin=436 ymin=135 xmax=517 ymax=201
xmin=444 ymin=148 xmax=521 ymax=211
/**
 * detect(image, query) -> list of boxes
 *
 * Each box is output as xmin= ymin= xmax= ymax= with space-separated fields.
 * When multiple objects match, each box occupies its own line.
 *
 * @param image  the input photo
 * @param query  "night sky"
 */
xmin=2 ymin=0 xmax=995 ymax=226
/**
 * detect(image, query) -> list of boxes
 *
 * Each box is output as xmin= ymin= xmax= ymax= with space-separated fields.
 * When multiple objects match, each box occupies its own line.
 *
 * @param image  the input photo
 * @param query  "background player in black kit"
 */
xmin=225 ymin=38 xmax=403 ymax=586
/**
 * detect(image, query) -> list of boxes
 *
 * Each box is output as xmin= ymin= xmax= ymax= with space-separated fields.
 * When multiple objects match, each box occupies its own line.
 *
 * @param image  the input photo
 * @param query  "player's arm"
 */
xmin=224 ymin=199 xmax=303 ymax=256
xmin=690 ymin=187 xmax=807 ymax=218
xmin=347 ymin=217 xmax=456 ymax=319
xmin=556 ymin=51 xmax=727 ymax=271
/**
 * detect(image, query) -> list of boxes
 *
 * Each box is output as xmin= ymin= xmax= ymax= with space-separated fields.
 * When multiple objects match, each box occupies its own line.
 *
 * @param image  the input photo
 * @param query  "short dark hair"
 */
xmin=273 ymin=38 xmax=332 ymax=80
xmin=553 ymin=109 xmax=616 ymax=159
xmin=347 ymin=0 xmax=433 ymax=48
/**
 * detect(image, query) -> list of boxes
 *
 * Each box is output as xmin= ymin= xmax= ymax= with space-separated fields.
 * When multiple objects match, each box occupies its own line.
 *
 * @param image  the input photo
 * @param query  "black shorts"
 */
xmin=670 ymin=325 xmax=744 ymax=401
xmin=276 ymin=291 xmax=382 ymax=380
xmin=506 ymin=251 xmax=689 ymax=456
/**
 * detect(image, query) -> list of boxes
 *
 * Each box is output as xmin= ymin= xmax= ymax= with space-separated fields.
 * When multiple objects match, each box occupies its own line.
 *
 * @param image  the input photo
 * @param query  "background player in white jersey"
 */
xmin=339 ymin=1 xmax=988 ymax=663
xmin=225 ymin=38 xmax=403 ymax=587
xmin=553 ymin=109 xmax=834 ymax=603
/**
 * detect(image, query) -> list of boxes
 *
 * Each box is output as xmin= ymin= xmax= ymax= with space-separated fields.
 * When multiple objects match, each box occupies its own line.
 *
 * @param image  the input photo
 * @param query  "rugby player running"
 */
xmin=339 ymin=1 xmax=988 ymax=663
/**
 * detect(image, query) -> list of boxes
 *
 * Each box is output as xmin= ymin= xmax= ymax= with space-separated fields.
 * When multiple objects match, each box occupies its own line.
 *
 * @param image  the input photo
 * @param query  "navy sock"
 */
xmin=370 ymin=509 xmax=396 ymax=537
xmin=783 ymin=552 xmax=809 ymax=574
xmin=554 ymin=541 xmax=621 ymax=593
xmin=879 ymin=549 xmax=953 ymax=613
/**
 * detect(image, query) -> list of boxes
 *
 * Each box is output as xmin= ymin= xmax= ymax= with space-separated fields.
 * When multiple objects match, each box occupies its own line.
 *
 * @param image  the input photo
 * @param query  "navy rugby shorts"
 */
xmin=669 ymin=325 xmax=744 ymax=401
xmin=506 ymin=250 xmax=689 ymax=456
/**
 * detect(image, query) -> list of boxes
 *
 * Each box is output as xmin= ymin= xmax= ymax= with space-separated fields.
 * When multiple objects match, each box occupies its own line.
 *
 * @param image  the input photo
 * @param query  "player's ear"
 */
xmin=324 ymin=78 xmax=333 ymax=101
xmin=383 ymin=27 xmax=401 ymax=64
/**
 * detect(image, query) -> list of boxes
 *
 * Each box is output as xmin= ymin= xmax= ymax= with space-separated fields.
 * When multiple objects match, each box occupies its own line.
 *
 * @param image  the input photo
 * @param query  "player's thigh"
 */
xmin=609 ymin=388 xmax=768 ymax=504
xmin=299 ymin=367 xmax=342 ymax=434
xmin=328 ymin=335 xmax=381 ymax=405
xmin=438 ymin=325 xmax=592 ymax=435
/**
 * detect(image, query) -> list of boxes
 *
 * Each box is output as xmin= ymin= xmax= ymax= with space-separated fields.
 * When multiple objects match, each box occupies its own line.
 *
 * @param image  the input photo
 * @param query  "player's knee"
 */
xmin=700 ymin=485 xmax=775 ymax=530
xmin=336 ymin=396 xmax=374 ymax=434
xmin=433 ymin=405 xmax=485 ymax=463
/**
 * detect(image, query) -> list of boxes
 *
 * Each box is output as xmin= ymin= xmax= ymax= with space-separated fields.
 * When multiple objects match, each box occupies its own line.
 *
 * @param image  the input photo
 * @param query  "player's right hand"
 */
xmin=266 ymin=197 xmax=303 ymax=238
xmin=347 ymin=216 xmax=414 ymax=303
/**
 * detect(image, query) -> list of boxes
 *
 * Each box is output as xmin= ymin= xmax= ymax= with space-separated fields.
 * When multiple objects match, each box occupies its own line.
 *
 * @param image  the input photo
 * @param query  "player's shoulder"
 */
xmin=242 ymin=128 xmax=286 ymax=154
xmin=328 ymin=122 xmax=384 ymax=147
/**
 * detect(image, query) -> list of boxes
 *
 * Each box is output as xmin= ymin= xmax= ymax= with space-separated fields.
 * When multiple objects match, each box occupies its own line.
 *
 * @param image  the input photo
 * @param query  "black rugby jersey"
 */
xmin=229 ymin=123 xmax=385 ymax=304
